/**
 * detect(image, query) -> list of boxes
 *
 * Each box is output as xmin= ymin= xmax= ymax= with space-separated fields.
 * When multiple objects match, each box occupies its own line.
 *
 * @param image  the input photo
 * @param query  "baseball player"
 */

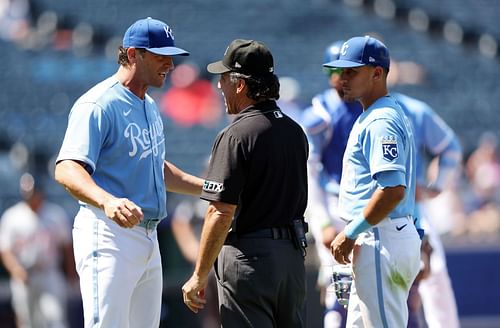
xmin=328 ymin=36 xmax=421 ymax=328
xmin=307 ymin=38 xmax=461 ymax=327
xmin=301 ymin=40 xmax=362 ymax=328
xmin=54 ymin=17 xmax=203 ymax=328
xmin=0 ymin=173 xmax=74 ymax=328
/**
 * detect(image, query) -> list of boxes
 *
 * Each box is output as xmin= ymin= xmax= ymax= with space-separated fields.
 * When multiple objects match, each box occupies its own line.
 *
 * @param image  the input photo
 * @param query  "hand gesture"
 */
xmin=103 ymin=198 xmax=144 ymax=228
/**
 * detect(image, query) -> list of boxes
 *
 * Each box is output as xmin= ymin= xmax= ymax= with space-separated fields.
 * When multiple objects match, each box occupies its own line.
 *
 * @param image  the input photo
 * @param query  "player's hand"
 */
xmin=331 ymin=231 xmax=355 ymax=264
xmin=103 ymin=198 xmax=144 ymax=228
xmin=182 ymin=274 xmax=208 ymax=313
xmin=322 ymin=225 xmax=337 ymax=249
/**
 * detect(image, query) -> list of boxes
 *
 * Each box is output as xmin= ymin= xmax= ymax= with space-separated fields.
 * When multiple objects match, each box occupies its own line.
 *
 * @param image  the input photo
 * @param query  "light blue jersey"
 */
xmin=393 ymin=93 xmax=462 ymax=190
xmin=338 ymin=95 xmax=416 ymax=221
xmin=56 ymin=76 xmax=167 ymax=221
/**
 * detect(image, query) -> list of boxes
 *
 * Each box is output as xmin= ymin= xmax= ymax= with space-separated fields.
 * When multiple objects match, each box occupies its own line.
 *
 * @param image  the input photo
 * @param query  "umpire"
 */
xmin=182 ymin=39 xmax=309 ymax=327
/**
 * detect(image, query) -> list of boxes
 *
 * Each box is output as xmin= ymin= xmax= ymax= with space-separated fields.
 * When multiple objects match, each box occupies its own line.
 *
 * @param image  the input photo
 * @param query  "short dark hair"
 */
xmin=229 ymin=72 xmax=280 ymax=102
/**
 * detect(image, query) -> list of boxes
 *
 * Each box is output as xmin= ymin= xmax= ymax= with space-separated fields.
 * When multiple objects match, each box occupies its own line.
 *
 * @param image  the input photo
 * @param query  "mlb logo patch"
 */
xmin=203 ymin=180 xmax=224 ymax=193
xmin=381 ymin=136 xmax=398 ymax=161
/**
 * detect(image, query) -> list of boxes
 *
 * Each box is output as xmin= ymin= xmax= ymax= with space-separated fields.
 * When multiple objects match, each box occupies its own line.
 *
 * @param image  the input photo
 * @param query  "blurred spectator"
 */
xmin=465 ymin=131 xmax=500 ymax=206
xmin=0 ymin=172 xmax=76 ymax=328
xmin=459 ymin=131 xmax=500 ymax=237
xmin=0 ymin=0 xmax=31 ymax=43
xmin=161 ymin=62 xmax=222 ymax=127
xmin=422 ymin=131 xmax=500 ymax=240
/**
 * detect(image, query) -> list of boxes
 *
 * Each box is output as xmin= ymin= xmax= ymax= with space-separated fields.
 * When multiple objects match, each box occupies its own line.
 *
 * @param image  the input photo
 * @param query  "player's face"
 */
xmin=218 ymin=72 xmax=239 ymax=114
xmin=329 ymin=72 xmax=344 ymax=98
xmin=136 ymin=50 xmax=175 ymax=88
xmin=339 ymin=66 xmax=376 ymax=102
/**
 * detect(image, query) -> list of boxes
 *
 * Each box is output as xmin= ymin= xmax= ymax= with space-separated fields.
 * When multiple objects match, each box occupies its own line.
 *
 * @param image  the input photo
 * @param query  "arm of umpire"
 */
xmin=331 ymin=185 xmax=405 ymax=264
xmin=54 ymin=159 xmax=144 ymax=228
xmin=182 ymin=200 xmax=235 ymax=313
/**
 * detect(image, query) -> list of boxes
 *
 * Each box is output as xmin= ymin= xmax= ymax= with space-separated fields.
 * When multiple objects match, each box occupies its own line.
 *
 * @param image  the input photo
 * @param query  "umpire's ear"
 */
xmin=236 ymin=77 xmax=246 ymax=95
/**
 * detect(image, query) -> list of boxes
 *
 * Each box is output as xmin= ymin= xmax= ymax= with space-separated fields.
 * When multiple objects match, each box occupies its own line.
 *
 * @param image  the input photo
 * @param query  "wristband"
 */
xmin=344 ymin=217 xmax=372 ymax=239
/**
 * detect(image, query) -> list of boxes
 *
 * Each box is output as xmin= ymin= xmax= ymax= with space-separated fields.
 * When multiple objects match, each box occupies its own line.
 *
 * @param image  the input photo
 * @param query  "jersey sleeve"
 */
xmin=420 ymin=106 xmax=463 ymax=190
xmin=363 ymin=118 xmax=407 ymax=179
xmin=56 ymin=102 xmax=111 ymax=173
xmin=421 ymin=105 xmax=454 ymax=155
xmin=201 ymin=132 xmax=245 ymax=205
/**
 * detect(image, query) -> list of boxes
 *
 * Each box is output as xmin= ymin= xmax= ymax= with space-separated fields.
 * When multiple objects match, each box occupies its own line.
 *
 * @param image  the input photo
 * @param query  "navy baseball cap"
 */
xmin=207 ymin=39 xmax=274 ymax=77
xmin=123 ymin=17 xmax=189 ymax=56
xmin=323 ymin=36 xmax=389 ymax=70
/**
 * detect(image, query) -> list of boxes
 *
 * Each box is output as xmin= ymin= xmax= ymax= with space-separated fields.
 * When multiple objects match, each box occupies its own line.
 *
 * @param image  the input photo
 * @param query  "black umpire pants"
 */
xmin=216 ymin=236 xmax=306 ymax=328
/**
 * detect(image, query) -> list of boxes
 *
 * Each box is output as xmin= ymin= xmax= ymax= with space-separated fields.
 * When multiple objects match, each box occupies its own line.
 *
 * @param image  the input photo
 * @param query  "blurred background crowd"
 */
xmin=1 ymin=0 xmax=500 ymax=327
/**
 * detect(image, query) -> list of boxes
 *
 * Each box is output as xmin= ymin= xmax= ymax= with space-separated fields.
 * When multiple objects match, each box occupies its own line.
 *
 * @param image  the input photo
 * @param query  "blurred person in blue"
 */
xmin=326 ymin=35 xmax=420 ymax=327
xmin=301 ymin=40 xmax=362 ymax=328
xmin=54 ymin=17 xmax=204 ymax=328
xmin=0 ymin=172 xmax=76 ymax=328
xmin=305 ymin=38 xmax=461 ymax=328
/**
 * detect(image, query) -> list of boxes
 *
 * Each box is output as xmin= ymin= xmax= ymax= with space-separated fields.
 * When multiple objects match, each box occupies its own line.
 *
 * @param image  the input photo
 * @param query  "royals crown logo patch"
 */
xmin=381 ymin=136 xmax=398 ymax=161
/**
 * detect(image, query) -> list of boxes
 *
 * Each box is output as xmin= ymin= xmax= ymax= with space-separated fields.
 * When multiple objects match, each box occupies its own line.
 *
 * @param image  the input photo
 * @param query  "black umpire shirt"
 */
xmin=200 ymin=100 xmax=308 ymax=234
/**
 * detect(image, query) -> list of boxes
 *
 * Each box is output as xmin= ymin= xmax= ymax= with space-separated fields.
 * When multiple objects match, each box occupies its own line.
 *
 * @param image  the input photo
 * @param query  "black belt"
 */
xmin=226 ymin=227 xmax=292 ymax=242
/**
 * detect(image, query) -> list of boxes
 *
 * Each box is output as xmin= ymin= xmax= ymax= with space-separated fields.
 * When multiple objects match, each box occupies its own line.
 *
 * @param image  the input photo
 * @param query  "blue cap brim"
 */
xmin=323 ymin=59 xmax=365 ymax=68
xmin=147 ymin=47 xmax=190 ymax=56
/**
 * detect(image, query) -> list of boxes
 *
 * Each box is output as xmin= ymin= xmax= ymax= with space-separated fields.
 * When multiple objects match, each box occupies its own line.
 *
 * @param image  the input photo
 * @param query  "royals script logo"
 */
xmin=124 ymin=113 xmax=165 ymax=159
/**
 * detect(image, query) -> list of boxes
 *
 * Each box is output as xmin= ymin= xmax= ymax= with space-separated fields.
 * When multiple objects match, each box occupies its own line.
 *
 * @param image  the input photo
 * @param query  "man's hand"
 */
xmin=103 ymin=198 xmax=144 ymax=228
xmin=182 ymin=274 xmax=208 ymax=313
xmin=331 ymin=231 xmax=355 ymax=264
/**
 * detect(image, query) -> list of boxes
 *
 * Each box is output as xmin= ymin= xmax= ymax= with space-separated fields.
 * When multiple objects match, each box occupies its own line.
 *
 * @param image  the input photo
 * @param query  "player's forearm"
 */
xmin=54 ymin=159 xmax=113 ymax=209
xmin=432 ymin=138 xmax=463 ymax=191
xmin=0 ymin=251 xmax=27 ymax=281
xmin=363 ymin=186 xmax=405 ymax=225
xmin=194 ymin=202 xmax=234 ymax=279
xmin=164 ymin=161 xmax=204 ymax=196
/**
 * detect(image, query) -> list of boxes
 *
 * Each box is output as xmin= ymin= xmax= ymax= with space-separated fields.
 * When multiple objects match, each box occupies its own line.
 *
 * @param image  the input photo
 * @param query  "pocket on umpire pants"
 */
xmin=215 ymin=246 xmax=227 ymax=285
